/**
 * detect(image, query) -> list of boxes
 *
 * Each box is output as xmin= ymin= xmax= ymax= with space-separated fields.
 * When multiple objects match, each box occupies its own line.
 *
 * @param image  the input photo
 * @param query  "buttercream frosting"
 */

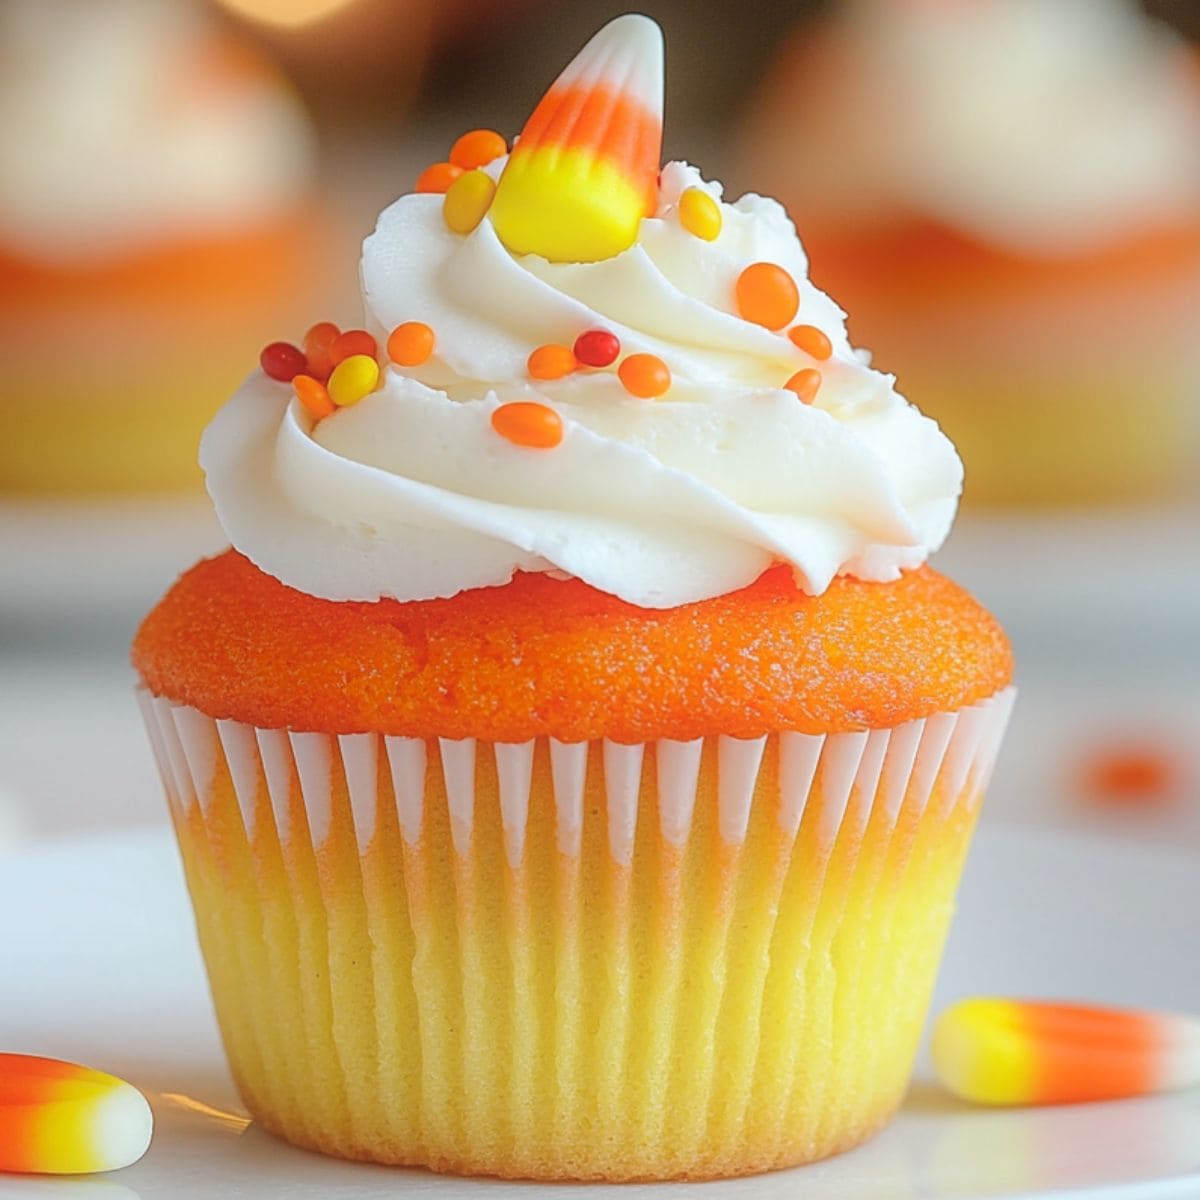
xmin=203 ymin=153 xmax=962 ymax=608
xmin=0 ymin=0 xmax=315 ymax=264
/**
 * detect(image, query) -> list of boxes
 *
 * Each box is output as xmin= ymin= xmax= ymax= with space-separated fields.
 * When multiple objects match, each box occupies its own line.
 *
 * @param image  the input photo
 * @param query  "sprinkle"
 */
xmin=1080 ymin=742 xmax=1180 ymax=807
xmin=678 ymin=186 xmax=722 ymax=241
xmin=327 ymin=354 xmax=380 ymax=407
xmin=449 ymin=128 xmax=508 ymax=170
xmin=618 ymin=353 xmax=671 ymax=398
xmin=492 ymin=401 xmax=564 ymax=449
xmin=443 ymin=169 xmax=497 ymax=235
xmin=415 ymin=162 xmax=464 ymax=194
xmin=259 ymin=341 xmax=307 ymax=382
xmin=573 ymin=329 xmax=621 ymax=368
xmin=527 ymin=343 xmax=577 ymax=381
xmin=785 ymin=368 xmax=822 ymax=404
xmin=292 ymin=374 xmax=335 ymax=419
xmin=0 ymin=1053 xmax=153 ymax=1175
xmin=302 ymin=321 xmax=341 ymax=381
xmin=736 ymin=262 xmax=799 ymax=330
xmin=387 ymin=321 xmax=435 ymax=367
xmin=788 ymin=324 xmax=833 ymax=361
xmin=932 ymin=998 xmax=1200 ymax=1107
xmin=331 ymin=329 xmax=378 ymax=366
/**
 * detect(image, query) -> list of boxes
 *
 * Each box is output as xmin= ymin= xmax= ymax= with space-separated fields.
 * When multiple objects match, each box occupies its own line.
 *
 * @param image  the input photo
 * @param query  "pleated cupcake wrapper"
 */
xmin=136 ymin=686 xmax=1015 ymax=1180
xmin=138 ymin=689 xmax=1014 ymax=867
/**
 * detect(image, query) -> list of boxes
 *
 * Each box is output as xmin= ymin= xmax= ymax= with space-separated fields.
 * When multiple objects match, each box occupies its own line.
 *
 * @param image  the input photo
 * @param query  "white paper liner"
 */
xmin=138 ymin=687 xmax=1016 ymax=866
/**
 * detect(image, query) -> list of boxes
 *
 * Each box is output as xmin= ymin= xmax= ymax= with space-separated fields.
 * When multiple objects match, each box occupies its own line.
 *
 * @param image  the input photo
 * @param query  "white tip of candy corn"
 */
xmin=94 ymin=1083 xmax=155 ymax=1171
xmin=1160 ymin=1013 xmax=1200 ymax=1091
xmin=552 ymin=14 xmax=664 ymax=118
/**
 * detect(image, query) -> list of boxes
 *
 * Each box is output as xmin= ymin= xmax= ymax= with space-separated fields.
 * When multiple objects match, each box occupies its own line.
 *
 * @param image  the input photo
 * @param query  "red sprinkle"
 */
xmin=260 ymin=341 xmax=307 ymax=382
xmin=303 ymin=322 xmax=341 ymax=381
xmin=331 ymin=329 xmax=379 ymax=366
xmin=573 ymin=329 xmax=621 ymax=368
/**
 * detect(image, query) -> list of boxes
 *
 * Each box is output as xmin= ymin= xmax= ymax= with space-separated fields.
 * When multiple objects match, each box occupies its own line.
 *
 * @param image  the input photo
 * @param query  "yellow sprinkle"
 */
xmin=678 ymin=187 xmax=721 ymax=241
xmin=327 ymin=354 xmax=379 ymax=407
xmin=443 ymin=169 xmax=497 ymax=235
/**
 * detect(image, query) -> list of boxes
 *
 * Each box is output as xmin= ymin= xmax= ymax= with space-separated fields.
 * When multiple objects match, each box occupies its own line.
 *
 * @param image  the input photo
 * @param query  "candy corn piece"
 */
xmin=0 ymin=1053 xmax=153 ymax=1174
xmin=490 ymin=14 xmax=663 ymax=263
xmin=932 ymin=998 xmax=1200 ymax=1107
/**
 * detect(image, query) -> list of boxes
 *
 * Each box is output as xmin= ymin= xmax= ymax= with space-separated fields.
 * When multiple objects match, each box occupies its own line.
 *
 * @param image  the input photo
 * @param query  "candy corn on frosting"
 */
xmin=133 ymin=13 xmax=1014 ymax=1181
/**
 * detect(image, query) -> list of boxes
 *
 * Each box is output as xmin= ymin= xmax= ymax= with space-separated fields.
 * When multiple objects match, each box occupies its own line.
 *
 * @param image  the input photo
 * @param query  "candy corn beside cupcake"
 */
xmin=739 ymin=0 xmax=1200 ymax=505
xmin=133 ymin=15 xmax=1015 ymax=1181
xmin=0 ymin=0 xmax=326 ymax=494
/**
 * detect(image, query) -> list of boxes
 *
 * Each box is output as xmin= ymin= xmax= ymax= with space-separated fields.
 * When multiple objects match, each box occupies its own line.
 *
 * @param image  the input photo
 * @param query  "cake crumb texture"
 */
xmin=132 ymin=549 xmax=1012 ymax=741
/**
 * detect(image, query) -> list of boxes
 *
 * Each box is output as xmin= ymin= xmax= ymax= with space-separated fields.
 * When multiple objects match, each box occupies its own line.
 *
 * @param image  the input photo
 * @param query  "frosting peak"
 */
xmin=203 ymin=18 xmax=963 ymax=609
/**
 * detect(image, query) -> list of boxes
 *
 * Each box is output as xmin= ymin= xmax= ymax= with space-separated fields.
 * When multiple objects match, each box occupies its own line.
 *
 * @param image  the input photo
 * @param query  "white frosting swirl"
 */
xmin=203 ymin=162 xmax=962 ymax=608
xmin=0 ymin=0 xmax=314 ymax=264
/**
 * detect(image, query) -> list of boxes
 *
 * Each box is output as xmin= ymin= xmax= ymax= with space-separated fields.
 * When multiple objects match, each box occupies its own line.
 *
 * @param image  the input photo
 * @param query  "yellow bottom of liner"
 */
xmin=172 ymin=735 xmax=981 ymax=1181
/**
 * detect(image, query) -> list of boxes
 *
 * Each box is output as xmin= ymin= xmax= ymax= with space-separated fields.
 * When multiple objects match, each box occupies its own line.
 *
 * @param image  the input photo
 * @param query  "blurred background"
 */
xmin=1 ymin=0 xmax=1198 ymax=856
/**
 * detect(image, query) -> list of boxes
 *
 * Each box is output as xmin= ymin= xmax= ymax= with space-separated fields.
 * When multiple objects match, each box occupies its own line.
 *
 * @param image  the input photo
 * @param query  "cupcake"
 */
xmin=0 ymin=0 xmax=325 ymax=494
xmin=738 ymin=0 xmax=1200 ymax=506
xmin=132 ymin=15 xmax=1015 ymax=1181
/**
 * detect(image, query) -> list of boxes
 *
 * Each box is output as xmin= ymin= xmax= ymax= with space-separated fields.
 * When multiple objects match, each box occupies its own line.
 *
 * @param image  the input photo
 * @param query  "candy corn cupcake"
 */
xmin=0 ymin=0 xmax=324 ymax=494
xmin=738 ymin=0 xmax=1200 ymax=505
xmin=133 ymin=15 xmax=1014 ymax=1181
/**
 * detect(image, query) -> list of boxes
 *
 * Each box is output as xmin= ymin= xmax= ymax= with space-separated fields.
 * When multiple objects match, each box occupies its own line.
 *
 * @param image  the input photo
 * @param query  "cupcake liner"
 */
xmin=137 ymin=685 xmax=1014 ymax=1181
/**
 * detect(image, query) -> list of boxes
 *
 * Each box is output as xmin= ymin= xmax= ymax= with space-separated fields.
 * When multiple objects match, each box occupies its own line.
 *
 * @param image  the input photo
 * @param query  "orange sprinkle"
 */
xmin=527 ymin=343 xmax=577 ymax=381
xmin=415 ymin=162 xmax=464 ymax=194
xmin=789 ymin=324 xmax=833 ymax=361
xmin=491 ymin=401 xmax=564 ymax=449
xmin=618 ymin=353 xmax=671 ymax=399
xmin=449 ymin=128 xmax=508 ymax=170
xmin=292 ymin=374 xmax=335 ymax=420
xmin=387 ymin=321 xmax=435 ymax=367
xmin=1081 ymin=743 xmax=1180 ymax=807
xmin=331 ymin=328 xmax=378 ymax=365
xmin=785 ymin=368 xmax=822 ymax=404
xmin=736 ymin=262 xmax=800 ymax=330
xmin=302 ymin=321 xmax=340 ymax=380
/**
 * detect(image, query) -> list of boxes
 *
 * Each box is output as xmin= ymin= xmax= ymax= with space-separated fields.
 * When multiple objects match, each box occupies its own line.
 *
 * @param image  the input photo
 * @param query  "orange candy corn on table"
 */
xmin=0 ymin=1053 xmax=152 ymax=1175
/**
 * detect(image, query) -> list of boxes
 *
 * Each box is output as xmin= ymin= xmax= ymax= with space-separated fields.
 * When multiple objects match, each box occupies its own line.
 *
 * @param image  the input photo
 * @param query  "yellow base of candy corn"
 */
xmin=165 ymin=719 xmax=986 ymax=1180
xmin=490 ymin=148 xmax=649 ymax=263
xmin=932 ymin=998 xmax=1036 ymax=1105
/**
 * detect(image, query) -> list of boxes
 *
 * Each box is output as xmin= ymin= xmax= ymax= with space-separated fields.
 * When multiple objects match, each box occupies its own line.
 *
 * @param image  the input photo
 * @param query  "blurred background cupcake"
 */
xmin=738 ymin=0 xmax=1200 ymax=506
xmin=0 ymin=0 xmax=329 ymax=493
xmin=1 ymin=0 xmax=1197 ymax=931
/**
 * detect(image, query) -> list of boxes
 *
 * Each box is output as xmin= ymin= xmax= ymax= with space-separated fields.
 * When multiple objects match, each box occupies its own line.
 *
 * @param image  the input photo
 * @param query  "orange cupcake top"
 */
xmin=132 ymin=550 xmax=1011 ymax=742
